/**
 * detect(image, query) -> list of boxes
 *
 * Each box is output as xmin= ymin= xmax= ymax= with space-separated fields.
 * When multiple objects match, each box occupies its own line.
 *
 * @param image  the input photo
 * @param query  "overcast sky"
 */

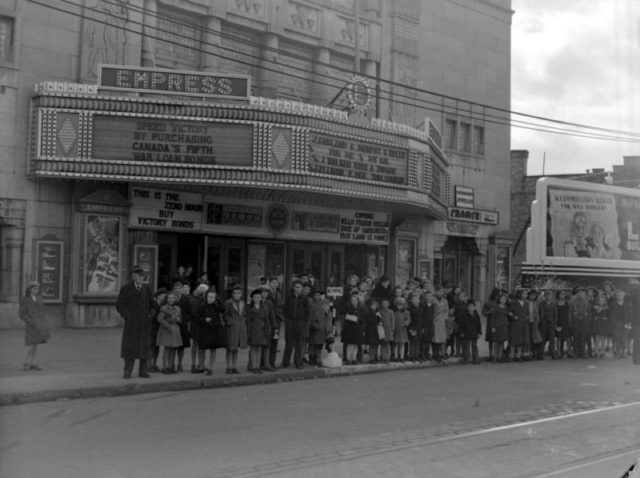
xmin=511 ymin=0 xmax=639 ymax=176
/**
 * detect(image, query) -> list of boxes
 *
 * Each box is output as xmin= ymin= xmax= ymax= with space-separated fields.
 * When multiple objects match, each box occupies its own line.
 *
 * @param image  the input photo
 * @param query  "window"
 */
xmin=473 ymin=125 xmax=485 ymax=155
xmin=0 ymin=16 xmax=14 ymax=63
xmin=460 ymin=122 xmax=471 ymax=152
xmin=220 ymin=23 xmax=260 ymax=95
xmin=278 ymin=40 xmax=313 ymax=102
xmin=155 ymin=8 xmax=201 ymax=69
xmin=444 ymin=119 xmax=457 ymax=150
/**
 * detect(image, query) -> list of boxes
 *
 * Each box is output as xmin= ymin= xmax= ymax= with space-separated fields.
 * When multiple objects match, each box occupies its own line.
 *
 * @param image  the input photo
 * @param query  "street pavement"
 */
xmin=1 ymin=356 xmax=639 ymax=478
xmin=0 ymin=327 xmax=491 ymax=406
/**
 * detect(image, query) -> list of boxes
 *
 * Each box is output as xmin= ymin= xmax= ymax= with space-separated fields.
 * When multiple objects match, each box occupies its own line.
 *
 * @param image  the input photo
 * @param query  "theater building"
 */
xmin=0 ymin=0 xmax=513 ymax=327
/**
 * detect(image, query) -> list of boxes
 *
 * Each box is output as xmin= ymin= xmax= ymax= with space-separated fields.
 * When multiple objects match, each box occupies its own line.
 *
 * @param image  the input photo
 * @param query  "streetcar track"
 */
xmin=211 ymin=400 xmax=640 ymax=478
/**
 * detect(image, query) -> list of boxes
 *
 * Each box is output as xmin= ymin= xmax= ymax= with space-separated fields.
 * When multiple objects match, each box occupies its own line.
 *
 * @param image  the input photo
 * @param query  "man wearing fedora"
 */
xmin=116 ymin=265 xmax=153 ymax=378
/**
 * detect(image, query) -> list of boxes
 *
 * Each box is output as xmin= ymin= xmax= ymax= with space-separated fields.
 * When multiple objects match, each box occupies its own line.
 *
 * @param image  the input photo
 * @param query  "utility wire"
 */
xmin=29 ymin=0 xmax=640 ymax=144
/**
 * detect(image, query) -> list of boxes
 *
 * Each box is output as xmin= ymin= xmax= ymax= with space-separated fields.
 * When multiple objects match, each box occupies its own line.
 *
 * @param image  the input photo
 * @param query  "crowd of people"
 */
xmin=113 ymin=266 xmax=640 ymax=379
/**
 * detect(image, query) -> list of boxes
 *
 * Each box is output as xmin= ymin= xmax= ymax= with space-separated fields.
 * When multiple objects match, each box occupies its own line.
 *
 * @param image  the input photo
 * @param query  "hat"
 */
xmin=573 ymin=286 xmax=586 ymax=294
xmin=154 ymin=287 xmax=168 ymax=297
xmin=230 ymin=284 xmax=243 ymax=292
xmin=394 ymin=297 xmax=406 ymax=306
xmin=250 ymin=288 xmax=263 ymax=297
xmin=312 ymin=288 xmax=323 ymax=296
xmin=27 ymin=281 xmax=40 ymax=290
xmin=131 ymin=265 xmax=145 ymax=275
xmin=379 ymin=275 xmax=390 ymax=283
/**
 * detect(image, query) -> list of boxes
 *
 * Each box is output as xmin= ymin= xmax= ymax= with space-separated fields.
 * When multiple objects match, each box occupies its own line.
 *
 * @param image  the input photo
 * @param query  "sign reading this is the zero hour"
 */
xmin=129 ymin=187 xmax=203 ymax=231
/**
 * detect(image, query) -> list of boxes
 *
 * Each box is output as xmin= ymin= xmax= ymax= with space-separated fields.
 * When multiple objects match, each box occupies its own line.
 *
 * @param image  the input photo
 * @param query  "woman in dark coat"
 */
xmin=342 ymin=293 xmax=363 ymax=365
xmin=247 ymin=289 xmax=269 ymax=374
xmin=508 ymin=290 xmax=528 ymax=361
xmin=489 ymin=293 xmax=510 ymax=362
xmin=19 ymin=281 xmax=51 ymax=371
xmin=556 ymin=291 xmax=571 ymax=357
xmin=197 ymin=289 xmax=226 ymax=375
xmin=308 ymin=291 xmax=332 ymax=366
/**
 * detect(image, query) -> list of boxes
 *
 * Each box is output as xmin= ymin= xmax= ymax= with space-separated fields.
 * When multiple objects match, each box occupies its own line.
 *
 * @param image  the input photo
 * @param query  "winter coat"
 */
xmin=609 ymin=300 xmax=632 ymax=342
xmin=393 ymin=309 xmax=410 ymax=344
xmin=155 ymin=304 xmax=182 ymax=348
xmin=591 ymin=304 xmax=611 ymax=337
xmin=556 ymin=302 xmax=571 ymax=339
xmin=19 ymin=294 xmax=50 ymax=346
xmin=198 ymin=300 xmax=226 ymax=350
xmin=342 ymin=306 xmax=363 ymax=345
xmin=363 ymin=309 xmax=381 ymax=346
xmin=115 ymin=281 xmax=153 ymax=359
xmin=308 ymin=300 xmax=332 ymax=345
xmin=247 ymin=305 xmax=270 ymax=346
xmin=459 ymin=310 xmax=482 ymax=340
xmin=283 ymin=293 xmax=311 ymax=340
xmin=378 ymin=308 xmax=395 ymax=343
xmin=527 ymin=300 xmax=543 ymax=345
xmin=508 ymin=300 xmax=529 ymax=346
xmin=570 ymin=297 xmax=592 ymax=336
xmin=433 ymin=297 xmax=450 ymax=342
xmin=483 ymin=301 xmax=496 ymax=342
xmin=223 ymin=299 xmax=248 ymax=351
xmin=490 ymin=305 xmax=510 ymax=343
xmin=175 ymin=294 xmax=195 ymax=348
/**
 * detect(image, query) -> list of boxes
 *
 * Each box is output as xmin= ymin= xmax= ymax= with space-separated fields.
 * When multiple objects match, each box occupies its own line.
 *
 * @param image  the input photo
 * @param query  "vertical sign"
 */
xmin=133 ymin=245 xmax=158 ymax=292
xmin=455 ymin=186 xmax=474 ymax=208
xmin=36 ymin=240 xmax=64 ymax=303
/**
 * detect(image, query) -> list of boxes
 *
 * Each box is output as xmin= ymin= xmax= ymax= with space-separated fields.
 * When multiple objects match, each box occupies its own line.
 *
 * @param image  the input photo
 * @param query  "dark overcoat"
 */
xmin=198 ymin=301 xmax=226 ymax=350
xmin=223 ymin=299 xmax=248 ymax=350
xmin=247 ymin=305 xmax=270 ymax=346
xmin=116 ymin=281 xmax=153 ymax=359
xmin=508 ymin=300 xmax=529 ymax=346
xmin=19 ymin=295 xmax=50 ymax=345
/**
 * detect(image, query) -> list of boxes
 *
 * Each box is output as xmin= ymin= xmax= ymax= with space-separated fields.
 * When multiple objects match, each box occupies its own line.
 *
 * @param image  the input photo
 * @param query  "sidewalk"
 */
xmin=0 ymin=328 xmax=473 ymax=406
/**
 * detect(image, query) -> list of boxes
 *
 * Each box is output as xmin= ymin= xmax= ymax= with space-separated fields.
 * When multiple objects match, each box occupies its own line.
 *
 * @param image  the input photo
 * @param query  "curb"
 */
xmin=0 ymin=358 xmax=468 ymax=406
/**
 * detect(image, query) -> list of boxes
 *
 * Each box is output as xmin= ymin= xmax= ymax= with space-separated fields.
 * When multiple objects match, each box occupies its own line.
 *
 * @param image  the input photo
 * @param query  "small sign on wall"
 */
xmin=35 ymin=240 xmax=64 ymax=303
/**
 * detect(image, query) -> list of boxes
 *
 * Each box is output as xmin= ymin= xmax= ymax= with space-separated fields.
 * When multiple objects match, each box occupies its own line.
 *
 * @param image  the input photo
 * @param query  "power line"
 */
xmin=28 ymin=0 xmax=640 ymax=144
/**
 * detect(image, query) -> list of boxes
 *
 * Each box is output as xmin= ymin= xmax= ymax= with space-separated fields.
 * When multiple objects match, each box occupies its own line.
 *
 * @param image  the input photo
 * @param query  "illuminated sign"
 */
xmin=92 ymin=117 xmax=253 ymax=166
xmin=309 ymin=133 xmax=408 ymax=185
xmin=447 ymin=207 xmax=498 ymax=225
xmin=98 ymin=65 xmax=250 ymax=99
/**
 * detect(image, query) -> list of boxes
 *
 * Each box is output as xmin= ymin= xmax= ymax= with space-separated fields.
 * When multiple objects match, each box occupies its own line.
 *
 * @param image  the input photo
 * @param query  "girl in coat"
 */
xmin=393 ymin=298 xmax=410 ymax=362
xmin=363 ymin=299 xmax=381 ymax=363
xmin=431 ymin=289 xmax=449 ymax=362
xmin=342 ymin=293 xmax=363 ymax=365
xmin=490 ymin=293 xmax=510 ymax=362
xmin=223 ymin=285 xmax=248 ymax=374
xmin=197 ymin=289 xmax=226 ymax=375
xmin=508 ymin=290 xmax=528 ymax=361
xmin=591 ymin=294 xmax=610 ymax=359
xmin=308 ymin=291 xmax=332 ymax=366
xmin=247 ymin=289 xmax=269 ymax=374
xmin=156 ymin=291 xmax=183 ymax=374
xmin=378 ymin=298 xmax=395 ymax=363
xmin=149 ymin=288 xmax=168 ymax=373
xmin=19 ymin=281 xmax=51 ymax=371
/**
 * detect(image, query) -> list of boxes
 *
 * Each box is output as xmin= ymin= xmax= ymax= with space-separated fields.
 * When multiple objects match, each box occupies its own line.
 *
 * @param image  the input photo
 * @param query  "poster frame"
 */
xmin=82 ymin=213 xmax=124 ymax=295
xmin=132 ymin=244 xmax=158 ymax=292
xmin=35 ymin=240 xmax=64 ymax=303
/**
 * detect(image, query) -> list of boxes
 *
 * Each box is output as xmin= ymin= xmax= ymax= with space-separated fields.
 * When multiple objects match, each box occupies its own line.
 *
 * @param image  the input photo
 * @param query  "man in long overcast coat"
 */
xmin=116 ymin=265 xmax=153 ymax=378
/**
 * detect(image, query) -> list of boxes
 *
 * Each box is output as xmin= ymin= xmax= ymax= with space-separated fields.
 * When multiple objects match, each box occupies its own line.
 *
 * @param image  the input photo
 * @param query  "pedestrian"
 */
xmin=363 ymin=299 xmax=381 ymax=363
xmin=342 ymin=292 xmax=364 ymax=365
xmin=115 ymin=265 xmax=153 ymax=379
xmin=18 ymin=281 xmax=51 ymax=371
xmin=459 ymin=299 xmax=482 ymax=364
xmin=378 ymin=297 xmax=395 ymax=363
xmin=489 ymin=293 xmax=510 ymax=362
xmin=148 ymin=288 xmax=168 ymax=372
xmin=570 ymin=286 xmax=591 ymax=358
xmin=432 ymin=288 xmax=448 ymax=363
xmin=264 ymin=278 xmax=283 ymax=370
xmin=609 ymin=289 xmax=632 ymax=359
xmin=197 ymin=289 xmax=226 ymax=375
xmin=280 ymin=280 xmax=311 ymax=369
xmin=527 ymin=290 xmax=543 ymax=360
xmin=393 ymin=298 xmax=410 ymax=362
xmin=188 ymin=283 xmax=209 ymax=373
xmin=555 ymin=291 xmax=571 ymax=358
xmin=247 ymin=288 xmax=269 ymax=374
xmin=171 ymin=281 xmax=191 ymax=372
xmin=422 ymin=291 xmax=435 ymax=361
xmin=223 ymin=285 xmax=248 ymax=374
xmin=508 ymin=289 xmax=528 ymax=361
xmin=538 ymin=291 xmax=558 ymax=359
xmin=591 ymin=294 xmax=610 ymax=359
xmin=156 ymin=291 xmax=182 ymax=374
xmin=308 ymin=290 xmax=332 ymax=366
xmin=259 ymin=285 xmax=277 ymax=371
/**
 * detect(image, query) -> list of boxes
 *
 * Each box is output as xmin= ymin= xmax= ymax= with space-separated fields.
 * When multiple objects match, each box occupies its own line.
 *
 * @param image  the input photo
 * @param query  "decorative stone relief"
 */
xmin=230 ymin=0 xmax=266 ymax=18
xmin=81 ymin=0 xmax=131 ymax=81
xmin=288 ymin=2 xmax=320 ymax=33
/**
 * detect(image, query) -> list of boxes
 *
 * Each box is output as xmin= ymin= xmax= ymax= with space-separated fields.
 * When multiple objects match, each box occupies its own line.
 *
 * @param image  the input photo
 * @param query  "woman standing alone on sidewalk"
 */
xmin=19 ymin=281 xmax=51 ymax=371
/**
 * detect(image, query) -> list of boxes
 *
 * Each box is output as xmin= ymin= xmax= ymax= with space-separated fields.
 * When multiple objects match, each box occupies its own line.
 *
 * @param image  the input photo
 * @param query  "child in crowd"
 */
xmin=591 ymin=294 xmax=610 ymax=358
xmin=490 ymin=293 xmax=510 ymax=362
xmin=247 ymin=288 xmax=269 ymax=374
xmin=364 ymin=299 xmax=381 ymax=363
xmin=393 ymin=298 xmax=410 ymax=362
xmin=555 ymin=291 xmax=571 ymax=358
xmin=407 ymin=292 xmax=423 ymax=362
xmin=342 ymin=293 xmax=363 ymax=365
xmin=198 ymin=289 xmax=226 ymax=375
xmin=378 ymin=298 xmax=395 ymax=363
xmin=460 ymin=299 xmax=482 ymax=364
xmin=431 ymin=288 xmax=448 ymax=363
xmin=156 ymin=291 xmax=182 ymax=374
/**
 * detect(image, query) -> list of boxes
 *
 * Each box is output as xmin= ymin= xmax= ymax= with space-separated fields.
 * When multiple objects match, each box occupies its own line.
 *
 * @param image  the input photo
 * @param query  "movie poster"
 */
xmin=85 ymin=215 xmax=120 ymax=293
xmin=547 ymin=188 xmax=640 ymax=261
